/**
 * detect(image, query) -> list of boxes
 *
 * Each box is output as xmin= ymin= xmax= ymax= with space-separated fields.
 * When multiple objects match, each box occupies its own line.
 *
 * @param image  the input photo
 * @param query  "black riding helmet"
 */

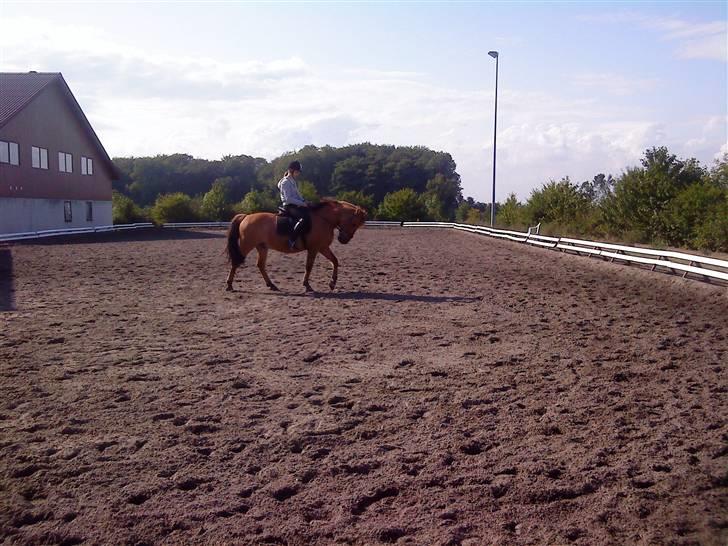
xmin=288 ymin=160 xmax=302 ymax=172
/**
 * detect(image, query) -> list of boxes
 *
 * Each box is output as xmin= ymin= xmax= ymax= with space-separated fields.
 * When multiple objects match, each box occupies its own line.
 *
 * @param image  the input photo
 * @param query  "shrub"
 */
xmin=661 ymin=183 xmax=726 ymax=247
xmin=200 ymin=178 xmax=233 ymax=220
xmin=692 ymin=200 xmax=728 ymax=252
xmin=150 ymin=193 xmax=198 ymax=224
xmin=112 ymin=191 xmax=145 ymax=224
xmin=455 ymin=201 xmax=472 ymax=223
xmin=336 ymin=190 xmax=374 ymax=213
xmin=496 ymin=193 xmax=526 ymax=227
xmin=525 ymin=177 xmax=591 ymax=226
xmin=465 ymin=207 xmax=485 ymax=225
xmin=377 ymin=188 xmax=428 ymax=221
xmin=235 ymin=190 xmax=278 ymax=214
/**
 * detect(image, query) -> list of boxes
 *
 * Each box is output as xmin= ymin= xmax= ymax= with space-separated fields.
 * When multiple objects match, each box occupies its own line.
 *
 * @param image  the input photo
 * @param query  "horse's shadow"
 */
xmin=266 ymin=290 xmax=482 ymax=304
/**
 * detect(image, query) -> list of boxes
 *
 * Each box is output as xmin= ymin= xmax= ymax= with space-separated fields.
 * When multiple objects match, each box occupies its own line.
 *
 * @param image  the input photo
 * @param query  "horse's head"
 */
xmin=334 ymin=201 xmax=368 ymax=244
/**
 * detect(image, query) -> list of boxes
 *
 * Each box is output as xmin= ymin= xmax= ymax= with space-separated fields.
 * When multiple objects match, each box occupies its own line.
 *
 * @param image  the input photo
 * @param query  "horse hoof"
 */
xmin=226 ymin=284 xmax=234 ymax=292
xmin=268 ymin=284 xmax=279 ymax=292
xmin=329 ymin=282 xmax=336 ymax=291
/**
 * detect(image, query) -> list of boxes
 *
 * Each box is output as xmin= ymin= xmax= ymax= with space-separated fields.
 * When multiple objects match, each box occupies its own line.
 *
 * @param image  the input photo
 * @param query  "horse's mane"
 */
xmin=310 ymin=198 xmax=367 ymax=218
xmin=309 ymin=199 xmax=336 ymax=212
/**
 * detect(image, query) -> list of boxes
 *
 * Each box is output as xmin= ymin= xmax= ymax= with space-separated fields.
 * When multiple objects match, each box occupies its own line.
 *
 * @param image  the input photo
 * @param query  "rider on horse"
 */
xmin=278 ymin=160 xmax=311 ymax=249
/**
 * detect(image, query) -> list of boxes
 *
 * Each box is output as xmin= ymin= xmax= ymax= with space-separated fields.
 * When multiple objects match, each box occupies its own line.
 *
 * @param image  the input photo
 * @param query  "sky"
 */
xmin=1 ymin=1 xmax=726 ymax=202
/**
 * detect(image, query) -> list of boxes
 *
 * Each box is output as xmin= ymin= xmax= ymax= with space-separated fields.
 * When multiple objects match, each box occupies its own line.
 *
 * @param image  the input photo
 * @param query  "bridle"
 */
xmin=315 ymin=201 xmax=358 ymax=242
xmin=338 ymin=227 xmax=353 ymax=243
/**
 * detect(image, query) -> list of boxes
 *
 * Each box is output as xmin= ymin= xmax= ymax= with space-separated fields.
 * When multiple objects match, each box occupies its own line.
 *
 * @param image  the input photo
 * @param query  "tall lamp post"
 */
xmin=488 ymin=50 xmax=499 ymax=227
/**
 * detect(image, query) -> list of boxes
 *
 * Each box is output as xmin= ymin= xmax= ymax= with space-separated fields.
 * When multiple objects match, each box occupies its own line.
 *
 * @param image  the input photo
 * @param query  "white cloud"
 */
xmin=675 ymin=32 xmax=728 ymax=61
xmin=650 ymin=18 xmax=724 ymax=41
xmin=717 ymin=142 xmax=728 ymax=160
xmin=576 ymin=11 xmax=727 ymax=61
xmin=571 ymin=73 xmax=660 ymax=97
xmin=1 ymin=14 xmax=724 ymax=202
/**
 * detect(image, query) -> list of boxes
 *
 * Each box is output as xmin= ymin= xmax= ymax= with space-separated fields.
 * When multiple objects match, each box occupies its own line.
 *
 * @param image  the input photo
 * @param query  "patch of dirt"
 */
xmin=0 ymin=228 xmax=726 ymax=545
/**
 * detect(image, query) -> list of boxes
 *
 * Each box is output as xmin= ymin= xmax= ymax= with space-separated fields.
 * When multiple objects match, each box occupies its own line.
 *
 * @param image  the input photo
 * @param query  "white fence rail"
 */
xmin=3 ymin=220 xmax=726 ymax=283
xmin=162 ymin=222 xmax=229 ymax=229
xmin=363 ymin=221 xmax=403 ymax=227
xmin=396 ymin=221 xmax=728 ymax=283
xmin=0 ymin=223 xmax=153 ymax=243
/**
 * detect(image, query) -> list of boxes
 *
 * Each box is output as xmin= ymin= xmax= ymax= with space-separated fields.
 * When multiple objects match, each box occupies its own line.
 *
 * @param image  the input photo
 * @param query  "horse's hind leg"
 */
xmin=226 ymin=266 xmax=239 ymax=291
xmin=256 ymin=244 xmax=279 ymax=291
xmin=303 ymin=249 xmax=317 ymax=293
xmin=226 ymin=238 xmax=254 ymax=292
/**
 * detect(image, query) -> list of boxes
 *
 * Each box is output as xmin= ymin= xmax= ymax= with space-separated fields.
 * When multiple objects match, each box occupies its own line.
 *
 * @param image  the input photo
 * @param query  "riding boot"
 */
xmin=289 ymin=219 xmax=304 ymax=249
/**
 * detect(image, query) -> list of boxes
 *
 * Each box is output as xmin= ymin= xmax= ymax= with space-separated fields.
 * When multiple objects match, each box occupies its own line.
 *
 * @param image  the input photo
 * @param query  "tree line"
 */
xmin=471 ymin=148 xmax=726 ymax=252
xmin=112 ymin=144 xmax=727 ymax=252
xmin=112 ymin=143 xmax=463 ymax=224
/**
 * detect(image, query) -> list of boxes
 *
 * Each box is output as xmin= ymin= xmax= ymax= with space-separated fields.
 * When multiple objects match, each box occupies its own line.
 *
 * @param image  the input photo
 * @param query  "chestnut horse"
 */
xmin=225 ymin=199 xmax=367 ymax=292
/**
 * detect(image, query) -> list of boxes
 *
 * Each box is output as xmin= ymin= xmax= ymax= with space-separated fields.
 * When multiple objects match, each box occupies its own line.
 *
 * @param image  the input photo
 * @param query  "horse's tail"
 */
xmin=226 ymin=214 xmax=246 ymax=267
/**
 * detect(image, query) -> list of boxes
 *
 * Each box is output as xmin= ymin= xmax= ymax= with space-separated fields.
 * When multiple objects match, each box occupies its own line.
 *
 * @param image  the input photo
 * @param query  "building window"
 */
xmin=64 ymin=201 xmax=72 ymax=222
xmin=86 ymin=201 xmax=93 ymax=221
xmin=58 ymin=151 xmax=73 ymax=173
xmin=81 ymin=156 xmax=93 ymax=175
xmin=32 ymin=146 xmax=49 ymax=169
xmin=0 ymin=140 xmax=20 ymax=166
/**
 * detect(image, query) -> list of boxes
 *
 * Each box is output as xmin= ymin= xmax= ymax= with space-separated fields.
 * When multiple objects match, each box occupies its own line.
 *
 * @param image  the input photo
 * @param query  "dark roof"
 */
xmin=0 ymin=72 xmax=60 ymax=125
xmin=0 ymin=72 xmax=119 ymax=179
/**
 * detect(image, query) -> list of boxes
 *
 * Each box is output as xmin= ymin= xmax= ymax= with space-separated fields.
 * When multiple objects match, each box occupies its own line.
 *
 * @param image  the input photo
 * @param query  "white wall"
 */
xmin=0 ymin=198 xmax=112 ymax=234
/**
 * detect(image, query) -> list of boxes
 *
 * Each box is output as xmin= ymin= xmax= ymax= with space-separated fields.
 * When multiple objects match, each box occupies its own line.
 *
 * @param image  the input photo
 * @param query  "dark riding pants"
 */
xmin=284 ymin=204 xmax=311 ymax=241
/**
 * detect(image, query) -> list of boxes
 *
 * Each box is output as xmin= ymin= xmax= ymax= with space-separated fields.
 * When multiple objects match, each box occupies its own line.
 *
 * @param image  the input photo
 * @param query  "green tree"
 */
xmin=298 ymin=180 xmax=320 ymax=203
xmin=114 ymin=153 xmax=263 ymax=207
xmin=200 ymin=177 xmax=233 ymax=221
xmin=236 ymin=190 xmax=278 ymax=214
xmin=150 ymin=193 xmax=198 ymax=224
xmin=526 ymin=177 xmax=591 ymax=225
xmin=496 ymin=193 xmax=524 ymax=227
xmin=455 ymin=201 xmax=472 ymax=223
xmin=377 ymin=188 xmax=428 ymax=221
xmin=423 ymin=174 xmax=462 ymax=221
xmin=579 ymin=173 xmax=615 ymax=203
xmin=336 ymin=190 xmax=374 ymax=212
xmin=602 ymin=147 xmax=704 ymax=241
xmin=707 ymin=153 xmax=728 ymax=189
xmin=693 ymin=200 xmax=728 ymax=252
xmin=115 ymin=143 xmax=463 ymax=213
xmin=661 ymin=181 xmax=728 ymax=246
xmin=465 ymin=208 xmax=484 ymax=225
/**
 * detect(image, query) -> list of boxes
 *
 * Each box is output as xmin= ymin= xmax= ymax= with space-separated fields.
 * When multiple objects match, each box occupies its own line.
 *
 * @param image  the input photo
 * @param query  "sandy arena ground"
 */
xmin=0 ymin=227 xmax=726 ymax=545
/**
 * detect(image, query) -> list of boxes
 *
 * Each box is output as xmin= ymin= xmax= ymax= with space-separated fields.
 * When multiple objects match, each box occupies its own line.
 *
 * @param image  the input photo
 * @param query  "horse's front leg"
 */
xmin=319 ymin=247 xmax=339 ymax=291
xmin=303 ymin=249 xmax=317 ymax=292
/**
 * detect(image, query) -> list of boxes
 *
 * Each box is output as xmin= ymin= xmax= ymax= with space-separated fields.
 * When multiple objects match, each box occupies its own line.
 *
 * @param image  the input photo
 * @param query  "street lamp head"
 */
xmin=488 ymin=51 xmax=499 ymax=58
